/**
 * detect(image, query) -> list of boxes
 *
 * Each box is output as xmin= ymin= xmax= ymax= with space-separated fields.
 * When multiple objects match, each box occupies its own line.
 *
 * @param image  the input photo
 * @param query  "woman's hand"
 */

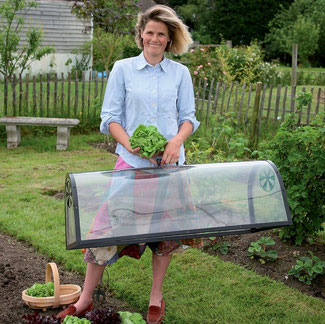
xmin=161 ymin=137 xmax=182 ymax=165
xmin=160 ymin=121 xmax=193 ymax=165
xmin=125 ymin=143 xmax=157 ymax=165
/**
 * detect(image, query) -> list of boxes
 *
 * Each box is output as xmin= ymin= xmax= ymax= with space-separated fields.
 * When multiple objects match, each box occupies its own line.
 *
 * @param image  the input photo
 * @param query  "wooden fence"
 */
xmin=0 ymin=73 xmax=324 ymax=130
xmin=193 ymin=78 xmax=325 ymax=127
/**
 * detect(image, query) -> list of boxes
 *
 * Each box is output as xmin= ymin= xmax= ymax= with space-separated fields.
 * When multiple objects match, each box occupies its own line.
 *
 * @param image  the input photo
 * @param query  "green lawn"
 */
xmin=278 ymin=66 xmax=325 ymax=73
xmin=0 ymin=133 xmax=324 ymax=323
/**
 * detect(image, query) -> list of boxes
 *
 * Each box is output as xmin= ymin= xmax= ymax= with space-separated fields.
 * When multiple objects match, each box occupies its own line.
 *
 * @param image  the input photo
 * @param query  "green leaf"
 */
xmin=129 ymin=124 xmax=167 ymax=158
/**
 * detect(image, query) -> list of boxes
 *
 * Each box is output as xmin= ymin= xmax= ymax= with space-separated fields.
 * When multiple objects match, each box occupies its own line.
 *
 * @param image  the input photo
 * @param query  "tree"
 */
xmin=71 ymin=0 xmax=140 ymax=71
xmin=264 ymin=0 xmax=325 ymax=65
xmin=0 ymin=0 xmax=54 ymax=79
xmin=170 ymin=0 xmax=293 ymax=45
xmin=71 ymin=0 xmax=139 ymax=34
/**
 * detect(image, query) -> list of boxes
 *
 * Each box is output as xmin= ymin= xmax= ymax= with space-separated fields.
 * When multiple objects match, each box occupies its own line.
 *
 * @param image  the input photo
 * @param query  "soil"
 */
xmin=0 ymin=232 xmax=141 ymax=324
xmin=1 ymin=141 xmax=324 ymax=323
xmin=202 ymin=230 xmax=325 ymax=299
xmin=1 ymin=230 xmax=324 ymax=324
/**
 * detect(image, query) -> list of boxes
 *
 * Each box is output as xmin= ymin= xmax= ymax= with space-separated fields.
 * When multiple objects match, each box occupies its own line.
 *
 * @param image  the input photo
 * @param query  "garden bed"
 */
xmin=0 ymin=232 xmax=141 ymax=324
xmin=202 ymin=229 xmax=325 ymax=299
xmin=1 ymin=229 xmax=324 ymax=324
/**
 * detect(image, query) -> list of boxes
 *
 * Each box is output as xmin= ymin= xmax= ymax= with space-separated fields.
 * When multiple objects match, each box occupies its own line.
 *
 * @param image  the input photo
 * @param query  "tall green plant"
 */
xmin=259 ymin=93 xmax=325 ymax=244
xmin=0 ymin=0 xmax=54 ymax=79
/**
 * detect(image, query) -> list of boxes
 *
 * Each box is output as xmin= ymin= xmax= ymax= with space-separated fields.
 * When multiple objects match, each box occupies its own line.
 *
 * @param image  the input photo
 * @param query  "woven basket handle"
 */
xmin=45 ymin=263 xmax=60 ymax=308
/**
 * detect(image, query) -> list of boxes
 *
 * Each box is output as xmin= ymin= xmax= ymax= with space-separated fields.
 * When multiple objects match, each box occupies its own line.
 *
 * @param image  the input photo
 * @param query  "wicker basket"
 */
xmin=22 ymin=262 xmax=81 ymax=311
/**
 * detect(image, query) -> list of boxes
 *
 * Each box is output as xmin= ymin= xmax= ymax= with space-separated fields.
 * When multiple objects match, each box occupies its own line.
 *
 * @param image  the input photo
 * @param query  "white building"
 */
xmin=0 ymin=0 xmax=92 ymax=78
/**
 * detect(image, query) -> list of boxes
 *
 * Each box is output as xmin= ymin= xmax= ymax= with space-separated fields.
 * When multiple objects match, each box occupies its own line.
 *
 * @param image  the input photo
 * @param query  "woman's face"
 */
xmin=141 ymin=20 xmax=170 ymax=63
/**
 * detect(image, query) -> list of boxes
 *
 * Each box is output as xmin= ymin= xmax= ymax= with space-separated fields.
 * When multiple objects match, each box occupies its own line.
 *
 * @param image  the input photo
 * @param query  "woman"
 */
xmin=57 ymin=5 xmax=201 ymax=324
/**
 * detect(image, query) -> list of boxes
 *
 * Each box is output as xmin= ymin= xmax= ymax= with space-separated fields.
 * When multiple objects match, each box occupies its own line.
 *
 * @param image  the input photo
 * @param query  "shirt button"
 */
xmin=152 ymin=90 xmax=156 ymax=93
xmin=152 ymin=103 xmax=156 ymax=107
xmin=152 ymin=118 xmax=156 ymax=122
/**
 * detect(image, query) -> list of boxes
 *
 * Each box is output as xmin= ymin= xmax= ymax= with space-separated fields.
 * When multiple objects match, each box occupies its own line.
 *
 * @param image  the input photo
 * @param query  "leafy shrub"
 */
xmin=182 ymin=42 xmax=278 ymax=85
xmin=185 ymin=112 xmax=253 ymax=163
xmin=259 ymin=113 xmax=325 ymax=244
xmin=182 ymin=46 xmax=223 ymax=82
xmin=288 ymin=251 xmax=325 ymax=285
xmin=247 ymin=236 xmax=278 ymax=264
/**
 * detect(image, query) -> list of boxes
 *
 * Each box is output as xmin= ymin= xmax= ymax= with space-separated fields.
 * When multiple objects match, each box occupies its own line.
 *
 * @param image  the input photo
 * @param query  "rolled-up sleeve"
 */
xmin=100 ymin=61 xmax=125 ymax=135
xmin=177 ymin=66 xmax=200 ymax=134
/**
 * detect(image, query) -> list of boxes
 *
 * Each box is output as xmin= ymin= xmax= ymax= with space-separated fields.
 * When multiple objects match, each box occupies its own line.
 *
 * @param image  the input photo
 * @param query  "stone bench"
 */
xmin=0 ymin=116 xmax=80 ymax=150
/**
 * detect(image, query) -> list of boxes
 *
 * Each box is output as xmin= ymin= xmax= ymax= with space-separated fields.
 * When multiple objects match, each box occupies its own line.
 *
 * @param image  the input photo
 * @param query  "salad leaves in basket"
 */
xmin=129 ymin=125 xmax=167 ymax=158
xmin=26 ymin=281 xmax=54 ymax=297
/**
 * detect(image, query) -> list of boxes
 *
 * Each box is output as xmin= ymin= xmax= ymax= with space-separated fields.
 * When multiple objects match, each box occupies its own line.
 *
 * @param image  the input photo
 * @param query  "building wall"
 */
xmin=0 ymin=0 xmax=92 ymax=78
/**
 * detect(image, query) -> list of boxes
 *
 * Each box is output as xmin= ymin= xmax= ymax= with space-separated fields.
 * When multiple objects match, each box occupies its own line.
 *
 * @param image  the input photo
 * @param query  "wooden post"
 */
xmin=19 ymin=74 xmax=23 ymax=115
xmin=200 ymin=78 xmax=207 ymax=119
xmin=12 ymin=75 xmax=17 ymax=116
xmin=212 ymin=81 xmax=221 ymax=114
xmin=4 ymin=76 xmax=8 ymax=115
xmin=39 ymin=74 xmax=43 ymax=117
xmin=74 ymin=71 xmax=78 ymax=117
xmin=46 ymin=73 xmax=50 ymax=117
xmin=61 ymin=73 xmax=64 ymax=117
xmin=88 ymin=71 xmax=91 ymax=118
xmin=82 ymin=72 xmax=85 ymax=123
xmin=306 ymin=88 xmax=313 ymax=126
xmin=249 ymin=82 xmax=262 ymax=150
xmin=291 ymin=44 xmax=298 ymax=87
xmin=33 ymin=75 xmax=37 ymax=116
xmin=236 ymin=82 xmax=246 ymax=128
xmin=226 ymin=40 xmax=232 ymax=48
xmin=67 ymin=72 xmax=71 ymax=117
xmin=54 ymin=73 xmax=58 ymax=115
xmin=206 ymin=78 xmax=214 ymax=126
xmin=274 ymin=84 xmax=281 ymax=122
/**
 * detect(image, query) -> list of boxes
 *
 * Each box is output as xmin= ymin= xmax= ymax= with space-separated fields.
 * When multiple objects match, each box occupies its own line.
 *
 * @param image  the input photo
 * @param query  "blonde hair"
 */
xmin=135 ymin=5 xmax=193 ymax=55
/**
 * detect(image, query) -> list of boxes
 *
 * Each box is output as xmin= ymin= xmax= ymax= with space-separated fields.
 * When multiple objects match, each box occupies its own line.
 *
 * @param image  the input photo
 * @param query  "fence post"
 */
xmin=226 ymin=40 xmax=232 ymax=48
xmin=249 ymin=82 xmax=262 ymax=150
xmin=291 ymin=44 xmax=298 ymax=87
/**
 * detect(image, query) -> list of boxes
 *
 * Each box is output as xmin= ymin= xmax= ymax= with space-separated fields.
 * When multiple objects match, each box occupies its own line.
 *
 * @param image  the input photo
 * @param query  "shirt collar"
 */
xmin=136 ymin=52 xmax=168 ymax=72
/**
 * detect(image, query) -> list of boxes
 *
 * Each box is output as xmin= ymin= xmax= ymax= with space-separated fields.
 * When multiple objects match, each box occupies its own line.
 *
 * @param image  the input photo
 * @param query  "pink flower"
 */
xmin=194 ymin=71 xmax=198 ymax=75
xmin=208 ymin=62 xmax=211 ymax=66
xmin=200 ymin=48 xmax=204 ymax=51
xmin=190 ymin=49 xmax=194 ymax=53
xmin=197 ymin=66 xmax=201 ymax=70
xmin=199 ymin=65 xmax=203 ymax=68
xmin=204 ymin=77 xmax=207 ymax=80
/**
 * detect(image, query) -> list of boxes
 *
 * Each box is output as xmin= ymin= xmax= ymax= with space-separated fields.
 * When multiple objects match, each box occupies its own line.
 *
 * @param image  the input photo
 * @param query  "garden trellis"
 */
xmin=0 ymin=73 xmax=324 ymax=131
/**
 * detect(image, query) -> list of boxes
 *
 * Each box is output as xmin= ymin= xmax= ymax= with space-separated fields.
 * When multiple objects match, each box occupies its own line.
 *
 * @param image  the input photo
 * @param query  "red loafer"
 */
xmin=146 ymin=300 xmax=165 ymax=324
xmin=56 ymin=302 xmax=93 ymax=320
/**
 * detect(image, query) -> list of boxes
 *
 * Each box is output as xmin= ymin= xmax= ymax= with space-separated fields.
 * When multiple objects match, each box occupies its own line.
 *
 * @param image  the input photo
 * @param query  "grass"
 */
xmin=0 ymin=132 xmax=324 ymax=323
xmin=277 ymin=66 xmax=325 ymax=73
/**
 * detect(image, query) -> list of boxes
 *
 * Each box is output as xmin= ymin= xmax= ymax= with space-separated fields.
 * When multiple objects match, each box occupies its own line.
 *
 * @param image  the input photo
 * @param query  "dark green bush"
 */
xmin=260 ymin=114 xmax=325 ymax=244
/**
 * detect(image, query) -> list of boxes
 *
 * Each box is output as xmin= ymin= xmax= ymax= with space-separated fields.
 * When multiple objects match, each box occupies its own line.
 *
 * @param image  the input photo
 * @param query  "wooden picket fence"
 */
xmin=0 ymin=73 xmax=324 ymax=131
xmin=0 ymin=72 xmax=108 ymax=124
xmin=193 ymin=78 xmax=325 ymax=127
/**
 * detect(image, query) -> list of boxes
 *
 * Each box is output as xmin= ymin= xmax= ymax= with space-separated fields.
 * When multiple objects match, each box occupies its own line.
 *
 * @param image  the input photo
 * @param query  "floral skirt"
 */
xmin=83 ymin=156 xmax=202 ymax=266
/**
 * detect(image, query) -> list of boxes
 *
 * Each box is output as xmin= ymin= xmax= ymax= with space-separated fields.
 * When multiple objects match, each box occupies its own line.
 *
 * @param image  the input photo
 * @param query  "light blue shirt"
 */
xmin=100 ymin=52 xmax=200 ymax=168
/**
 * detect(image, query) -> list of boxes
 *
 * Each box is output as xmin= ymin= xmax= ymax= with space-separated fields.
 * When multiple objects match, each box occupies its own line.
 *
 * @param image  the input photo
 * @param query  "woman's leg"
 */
xmin=74 ymin=262 xmax=106 ymax=312
xmin=149 ymin=253 xmax=172 ymax=307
